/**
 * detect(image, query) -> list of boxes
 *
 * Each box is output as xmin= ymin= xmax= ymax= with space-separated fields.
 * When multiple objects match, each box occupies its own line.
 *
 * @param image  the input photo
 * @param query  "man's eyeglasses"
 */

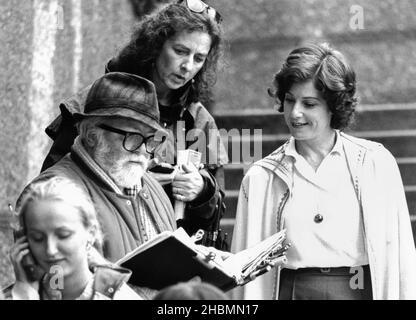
xmin=96 ymin=124 xmax=165 ymax=154
xmin=178 ymin=0 xmax=222 ymax=24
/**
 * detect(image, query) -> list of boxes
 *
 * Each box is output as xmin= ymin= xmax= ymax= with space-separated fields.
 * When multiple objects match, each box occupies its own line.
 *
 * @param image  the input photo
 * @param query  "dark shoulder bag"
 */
xmin=198 ymin=189 xmax=229 ymax=252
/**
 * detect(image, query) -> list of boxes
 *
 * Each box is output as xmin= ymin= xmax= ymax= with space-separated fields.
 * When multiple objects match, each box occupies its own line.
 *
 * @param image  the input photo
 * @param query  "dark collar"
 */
xmin=159 ymin=83 xmax=193 ymax=125
xmin=105 ymin=58 xmax=194 ymax=126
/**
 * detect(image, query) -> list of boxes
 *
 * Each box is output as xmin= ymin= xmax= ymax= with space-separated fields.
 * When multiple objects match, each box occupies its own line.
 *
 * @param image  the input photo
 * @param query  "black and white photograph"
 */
xmin=1 ymin=0 xmax=415 ymax=309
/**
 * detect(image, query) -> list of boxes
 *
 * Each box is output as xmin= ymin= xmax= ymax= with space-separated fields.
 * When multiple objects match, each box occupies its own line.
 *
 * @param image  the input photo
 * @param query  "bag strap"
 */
xmin=200 ymin=189 xmax=229 ymax=251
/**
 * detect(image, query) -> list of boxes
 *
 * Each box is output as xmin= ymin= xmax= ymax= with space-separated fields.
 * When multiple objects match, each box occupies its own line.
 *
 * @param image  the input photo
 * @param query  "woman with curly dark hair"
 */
xmin=231 ymin=43 xmax=416 ymax=300
xmin=110 ymin=1 xmax=222 ymax=106
xmin=41 ymin=1 xmax=229 ymax=250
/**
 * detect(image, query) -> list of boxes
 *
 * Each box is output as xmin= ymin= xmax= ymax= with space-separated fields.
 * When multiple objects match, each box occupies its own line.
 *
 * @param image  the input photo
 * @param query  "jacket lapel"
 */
xmin=340 ymin=132 xmax=366 ymax=203
xmin=258 ymin=141 xmax=292 ymax=183
xmin=141 ymin=174 xmax=176 ymax=232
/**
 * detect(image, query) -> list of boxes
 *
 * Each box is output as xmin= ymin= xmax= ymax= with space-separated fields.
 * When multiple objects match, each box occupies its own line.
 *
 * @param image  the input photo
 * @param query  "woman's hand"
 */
xmin=196 ymin=245 xmax=233 ymax=262
xmin=10 ymin=236 xmax=40 ymax=288
xmin=172 ymin=163 xmax=204 ymax=202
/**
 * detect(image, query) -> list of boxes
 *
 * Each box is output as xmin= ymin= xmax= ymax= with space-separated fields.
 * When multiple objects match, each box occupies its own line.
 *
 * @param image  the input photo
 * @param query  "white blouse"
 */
xmin=283 ymin=133 xmax=368 ymax=269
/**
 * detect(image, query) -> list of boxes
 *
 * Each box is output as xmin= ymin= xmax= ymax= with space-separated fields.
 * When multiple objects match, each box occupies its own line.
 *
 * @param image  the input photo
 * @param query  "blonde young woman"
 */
xmin=8 ymin=177 xmax=141 ymax=300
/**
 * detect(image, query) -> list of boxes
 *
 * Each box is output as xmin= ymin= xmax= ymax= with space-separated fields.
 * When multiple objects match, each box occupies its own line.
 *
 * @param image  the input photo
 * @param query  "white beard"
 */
xmin=108 ymin=162 xmax=144 ymax=189
xmin=92 ymin=139 xmax=147 ymax=189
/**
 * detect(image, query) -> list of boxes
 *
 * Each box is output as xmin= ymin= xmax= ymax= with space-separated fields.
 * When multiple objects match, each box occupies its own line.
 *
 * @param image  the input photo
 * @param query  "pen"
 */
xmin=268 ymin=255 xmax=288 ymax=266
xmin=240 ymin=258 xmax=284 ymax=286
xmin=249 ymin=265 xmax=272 ymax=282
xmin=270 ymin=243 xmax=291 ymax=258
xmin=241 ymin=261 xmax=275 ymax=284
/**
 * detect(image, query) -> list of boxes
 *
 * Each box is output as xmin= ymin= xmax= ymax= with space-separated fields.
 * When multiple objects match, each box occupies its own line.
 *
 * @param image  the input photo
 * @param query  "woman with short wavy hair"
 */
xmin=270 ymin=43 xmax=358 ymax=130
xmin=232 ymin=43 xmax=416 ymax=300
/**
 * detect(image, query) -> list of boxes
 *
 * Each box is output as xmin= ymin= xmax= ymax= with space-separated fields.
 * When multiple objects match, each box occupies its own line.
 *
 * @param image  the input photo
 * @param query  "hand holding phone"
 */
xmin=11 ymin=231 xmax=43 ymax=283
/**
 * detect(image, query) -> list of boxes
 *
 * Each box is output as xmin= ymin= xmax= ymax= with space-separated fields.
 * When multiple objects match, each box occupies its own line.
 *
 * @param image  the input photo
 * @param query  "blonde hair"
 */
xmin=17 ymin=176 xmax=103 ymax=248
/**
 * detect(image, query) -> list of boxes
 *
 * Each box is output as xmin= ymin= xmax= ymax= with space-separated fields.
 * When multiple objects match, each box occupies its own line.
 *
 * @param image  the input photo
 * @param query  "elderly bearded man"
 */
xmin=19 ymin=72 xmax=180 ymax=262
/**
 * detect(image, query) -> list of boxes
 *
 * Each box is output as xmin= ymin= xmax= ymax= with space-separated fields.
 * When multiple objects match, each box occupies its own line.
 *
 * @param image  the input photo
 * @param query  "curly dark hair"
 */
xmin=112 ymin=3 xmax=223 ymax=104
xmin=268 ymin=43 xmax=358 ymax=130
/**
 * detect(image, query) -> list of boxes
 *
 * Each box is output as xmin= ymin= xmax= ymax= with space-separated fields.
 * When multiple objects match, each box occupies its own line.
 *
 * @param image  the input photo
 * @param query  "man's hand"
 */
xmin=172 ymin=163 xmax=204 ymax=202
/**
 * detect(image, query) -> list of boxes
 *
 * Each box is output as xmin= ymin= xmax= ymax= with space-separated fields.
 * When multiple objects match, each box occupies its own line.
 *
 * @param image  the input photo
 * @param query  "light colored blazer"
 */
xmin=231 ymin=132 xmax=416 ymax=300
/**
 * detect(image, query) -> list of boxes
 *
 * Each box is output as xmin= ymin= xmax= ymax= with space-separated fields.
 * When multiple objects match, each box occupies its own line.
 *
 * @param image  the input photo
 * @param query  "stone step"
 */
xmin=218 ymin=0 xmax=416 ymax=42
xmin=214 ymin=104 xmax=416 ymax=136
xmin=398 ymin=159 xmax=416 ymax=186
xmin=223 ymin=190 xmax=239 ymax=220
xmin=222 ymin=130 xmax=416 ymax=164
xmin=214 ymin=37 xmax=416 ymax=110
xmin=224 ymin=158 xmax=416 ymax=191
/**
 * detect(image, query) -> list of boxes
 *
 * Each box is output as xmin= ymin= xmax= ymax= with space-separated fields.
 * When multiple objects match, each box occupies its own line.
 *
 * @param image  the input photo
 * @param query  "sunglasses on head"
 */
xmin=178 ymin=0 xmax=222 ymax=24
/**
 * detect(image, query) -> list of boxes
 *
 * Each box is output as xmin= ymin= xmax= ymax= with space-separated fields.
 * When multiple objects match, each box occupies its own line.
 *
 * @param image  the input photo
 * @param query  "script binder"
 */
xmin=116 ymin=228 xmax=289 ymax=291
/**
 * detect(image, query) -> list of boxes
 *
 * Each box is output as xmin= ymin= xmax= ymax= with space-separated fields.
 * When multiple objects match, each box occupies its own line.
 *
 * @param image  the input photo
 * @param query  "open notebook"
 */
xmin=116 ymin=228 xmax=289 ymax=291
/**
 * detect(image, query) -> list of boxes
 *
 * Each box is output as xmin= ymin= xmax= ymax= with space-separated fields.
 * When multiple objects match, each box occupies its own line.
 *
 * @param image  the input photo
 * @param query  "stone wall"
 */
xmin=0 ymin=0 xmax=135 ymax=288
xmin=213 ymin=0 xmax=416 ymax=111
